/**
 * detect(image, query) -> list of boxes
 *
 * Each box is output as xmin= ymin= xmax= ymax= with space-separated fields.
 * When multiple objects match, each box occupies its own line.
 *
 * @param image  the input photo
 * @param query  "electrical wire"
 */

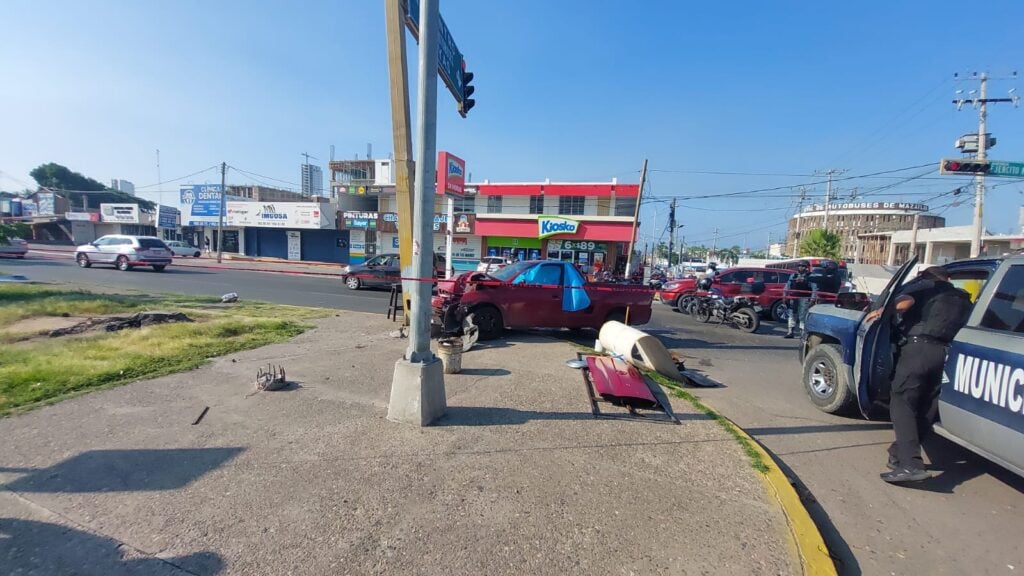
xmin=134 ymin=165 xmax=221 ymax=189
xmin=228 ymin=165 xmax=302 ymax=188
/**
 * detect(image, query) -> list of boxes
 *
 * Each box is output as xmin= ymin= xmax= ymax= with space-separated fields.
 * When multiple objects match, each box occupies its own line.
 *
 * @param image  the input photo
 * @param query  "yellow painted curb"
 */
xmin=720 ymin=410 xmax=837 ymax=576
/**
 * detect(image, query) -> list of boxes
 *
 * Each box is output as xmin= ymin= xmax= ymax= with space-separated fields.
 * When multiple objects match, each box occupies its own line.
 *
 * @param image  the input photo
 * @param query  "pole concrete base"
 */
xmin=387 ymin=358 xmax=446 ymax=426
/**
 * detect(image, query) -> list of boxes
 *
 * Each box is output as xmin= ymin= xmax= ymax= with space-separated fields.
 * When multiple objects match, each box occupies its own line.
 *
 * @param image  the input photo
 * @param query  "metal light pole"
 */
xmin=388 ymin=0 xmax=446 ymax=426
xmin=217 ymin=162 xmax=226 ymax=263
xmin=971 ymin=73 xmax=989 ymax=258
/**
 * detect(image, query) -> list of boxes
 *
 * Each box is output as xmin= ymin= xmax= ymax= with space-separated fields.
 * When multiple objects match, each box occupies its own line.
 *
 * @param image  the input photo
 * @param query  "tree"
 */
xmin=0 ymin=222 xmax=30 ymax=243
xmin=799 ymin=229 xmax=842 ymax=260
xmin=29 ymin=163 xmax=155 ymax=211
xmin=718 ymin=246 xmax=741 ymax=266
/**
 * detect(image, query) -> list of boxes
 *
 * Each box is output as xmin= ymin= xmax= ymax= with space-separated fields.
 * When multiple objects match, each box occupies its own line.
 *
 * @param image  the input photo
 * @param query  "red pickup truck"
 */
xmin=432 ymin=260 xmax=652 ymax=340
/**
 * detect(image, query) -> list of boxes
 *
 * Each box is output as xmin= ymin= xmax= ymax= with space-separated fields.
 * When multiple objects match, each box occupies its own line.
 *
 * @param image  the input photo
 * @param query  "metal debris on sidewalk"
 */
xmin=255 ymin=364 xmax=288 ymax=391
xmin=221 ymin=292 xmax=239 ymax=303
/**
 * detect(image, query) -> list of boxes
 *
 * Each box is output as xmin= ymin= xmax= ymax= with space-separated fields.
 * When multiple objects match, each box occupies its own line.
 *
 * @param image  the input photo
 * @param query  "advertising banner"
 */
xmin=286 ymin=231 xmax=301 ymax=261
xmin=99 ymin=203 xmax=139 ymax=223
xmin=226 ymin=202 xmax=325 ymax=229
xmin=65 ymin=212 xmax=99 ymax=222
xmin=437 ymin=151 xmax=465 ymax=196
xmin=180 ymin=184 xmax=224 ymax=226
xmin=157 ymin=205 xmax=180 ymax=229
xmin=537 ymin=216 xmax=580 ymax=239
xmin=341 ymin=211 xmax=379 ymax=230
xmin=22 ymin=201 xmax=38 ymax=217
xmin=36 ymin=193 xmax=55 ymax=216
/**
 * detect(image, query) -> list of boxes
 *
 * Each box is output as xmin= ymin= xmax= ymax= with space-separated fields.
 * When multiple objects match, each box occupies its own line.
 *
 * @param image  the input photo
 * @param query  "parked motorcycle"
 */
xmin=691 ymin=281 xmax=765 ymax=333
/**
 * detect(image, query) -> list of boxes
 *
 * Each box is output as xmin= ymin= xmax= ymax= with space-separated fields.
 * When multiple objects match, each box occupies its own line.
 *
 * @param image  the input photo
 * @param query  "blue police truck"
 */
xmin=800 ymin=254 xmax=1024 ymax=477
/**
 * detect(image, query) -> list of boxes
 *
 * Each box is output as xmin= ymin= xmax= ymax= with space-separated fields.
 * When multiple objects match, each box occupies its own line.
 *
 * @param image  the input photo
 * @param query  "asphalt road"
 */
xmin=0 ymin=256 xmax=391 ymax=313
xmin=5 ymin=256 xmax=1021 ymax=574
xmin=645 ymin=303 xmax=1024 ymax=576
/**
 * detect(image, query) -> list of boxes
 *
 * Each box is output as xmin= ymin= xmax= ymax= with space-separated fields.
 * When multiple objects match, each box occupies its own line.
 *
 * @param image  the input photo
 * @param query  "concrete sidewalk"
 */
xmin=0 ymin=314 xmax=797 ymax=575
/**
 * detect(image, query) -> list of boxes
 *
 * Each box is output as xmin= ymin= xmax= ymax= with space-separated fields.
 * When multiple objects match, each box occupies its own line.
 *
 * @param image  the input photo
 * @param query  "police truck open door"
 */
xmin=853 ymin=256 xmax=918 ymax=419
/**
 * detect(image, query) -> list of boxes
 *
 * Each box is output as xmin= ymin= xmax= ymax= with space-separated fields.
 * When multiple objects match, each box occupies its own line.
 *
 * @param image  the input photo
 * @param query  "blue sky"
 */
xmin=2 ymin=0 xmax=1024 ymax=249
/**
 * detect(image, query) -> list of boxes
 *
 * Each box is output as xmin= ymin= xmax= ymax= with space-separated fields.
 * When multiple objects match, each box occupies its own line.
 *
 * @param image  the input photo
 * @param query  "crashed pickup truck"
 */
xmin=432 ymin=260 xmax=653 ymax=340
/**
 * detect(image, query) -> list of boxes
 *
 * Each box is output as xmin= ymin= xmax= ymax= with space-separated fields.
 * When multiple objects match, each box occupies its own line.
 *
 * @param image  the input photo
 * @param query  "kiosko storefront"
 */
xmin=476 ymin=214 xmax=635 ymax=274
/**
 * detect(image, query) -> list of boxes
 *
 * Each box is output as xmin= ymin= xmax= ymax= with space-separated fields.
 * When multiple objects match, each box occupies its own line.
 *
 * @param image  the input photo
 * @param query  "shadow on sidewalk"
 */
xmin=2 ymin=447 xmax=243 ymax=493
xmin=437 ymin=406 xmax=714 ymax=427
xmin=0 ymin=518 xmax=225 ymax=576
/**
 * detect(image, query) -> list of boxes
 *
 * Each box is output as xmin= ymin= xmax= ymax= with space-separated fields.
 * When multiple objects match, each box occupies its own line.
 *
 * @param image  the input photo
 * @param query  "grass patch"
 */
xmin=644 ymin=370 xmax=770 ymax=474
xmin=0 ymin=284 xmax=331 ymax=415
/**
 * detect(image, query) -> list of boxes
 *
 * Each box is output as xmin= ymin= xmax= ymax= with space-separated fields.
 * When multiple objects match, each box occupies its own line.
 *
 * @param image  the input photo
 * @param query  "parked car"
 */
xmin=0 ymin=237 xmax=28 ymax=258
xmin=477 ymin=256 xmax=509 ymax=274
xmin=341 ymin=252 xmax=446 ymax=290
xmin=75 ymin=235 xmax=173 ymax=272
xmin=800 ymin=254 xmax=1024 ymax=477
xmin=432 ymin=259 xmax=653 ymax=340
xmin=164 ymin=240 xmax=201 ymax=257
xmin=658 ymin=266 xmax=795 ymax=321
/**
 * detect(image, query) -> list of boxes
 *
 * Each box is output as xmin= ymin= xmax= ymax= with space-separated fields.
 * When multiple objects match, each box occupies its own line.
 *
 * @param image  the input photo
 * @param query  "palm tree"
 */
xmin=799 ymin=229 xmax=842 ymax=260
xmin=718 ymin=246 xmax=741 ymax=266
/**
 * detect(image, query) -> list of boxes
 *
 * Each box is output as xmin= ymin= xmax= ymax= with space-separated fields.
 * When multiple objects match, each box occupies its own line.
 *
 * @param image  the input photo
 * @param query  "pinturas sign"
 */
xmin=538 ymin=216 xmax=579 ymax=239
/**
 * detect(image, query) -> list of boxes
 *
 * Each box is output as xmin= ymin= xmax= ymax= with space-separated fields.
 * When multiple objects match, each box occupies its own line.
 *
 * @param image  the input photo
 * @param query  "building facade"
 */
xmin=110 ymin=179 xmax=135 ymax=195
xmin=786 ymin=202 xmax=944 ymax=262
xmin=338 ymin=179 xmax=640 ymax=274
xmin=229 ymin=184 xmax=323 ymax=203
xmin=301 ymin=163 xmax=324 ymax=197
xmin=859 ymin=225 xmax=1024 ymax=266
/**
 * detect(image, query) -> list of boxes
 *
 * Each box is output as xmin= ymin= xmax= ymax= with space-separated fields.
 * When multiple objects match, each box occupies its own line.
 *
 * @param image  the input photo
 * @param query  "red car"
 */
xmin=658 ymin=267 xmax=796 ymax=322
xmin=433 ymin=260 xmax=653 ymax=339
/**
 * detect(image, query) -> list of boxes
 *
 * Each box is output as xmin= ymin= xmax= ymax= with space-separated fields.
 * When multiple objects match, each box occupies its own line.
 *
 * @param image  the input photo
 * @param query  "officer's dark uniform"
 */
xmin=886 ymin=277 xmax=972 ymax=475
xmin=785 ymin=265 xmax=813 ymax=337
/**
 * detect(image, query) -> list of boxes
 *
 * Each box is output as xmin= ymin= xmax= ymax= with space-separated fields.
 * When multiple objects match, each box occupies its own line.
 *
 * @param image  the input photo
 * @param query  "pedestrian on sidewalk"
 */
xmin=864 ymin=266 xmax=972 ymax=483
xmin=784 ymin=261 xmax=813 ymax=339
xmin=204 ymin=236 xmax=211 ymax=256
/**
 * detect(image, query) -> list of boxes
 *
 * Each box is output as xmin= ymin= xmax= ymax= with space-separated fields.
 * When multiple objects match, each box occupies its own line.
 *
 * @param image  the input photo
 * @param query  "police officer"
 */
xmin=864 ymin=266 xmax=972 ymax=483
xmin=784 ymin=261 xmax=813 ymax=339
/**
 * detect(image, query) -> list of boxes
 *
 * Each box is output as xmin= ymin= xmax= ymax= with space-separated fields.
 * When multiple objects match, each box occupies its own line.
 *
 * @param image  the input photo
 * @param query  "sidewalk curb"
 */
xmin=651 ymin=376 xmax=837 ymax=576
xmin=27 ymin=250 xmax=343 ymax=278
xmin=717 ymin=408 xmax=838 ymax=576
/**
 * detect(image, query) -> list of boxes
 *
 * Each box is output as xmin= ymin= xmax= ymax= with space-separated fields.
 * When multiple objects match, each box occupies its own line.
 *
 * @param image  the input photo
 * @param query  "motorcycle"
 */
xmin=690 ymin=281 xmax=765 ymax=333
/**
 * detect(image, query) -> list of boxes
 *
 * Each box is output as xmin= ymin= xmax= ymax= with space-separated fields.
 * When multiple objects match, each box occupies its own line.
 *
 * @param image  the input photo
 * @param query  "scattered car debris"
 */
xmin=0 ymin=274 xmax=29 ymax=283
xmin=221 ymin=292 xmax=239 ymax=303
xmin=192 ymin=406 xmax=210 ymax=425
xmin=255 ymin=364 xmax=288 ymax=391
xmin=48 ymin=311 xmax=193 ymax=337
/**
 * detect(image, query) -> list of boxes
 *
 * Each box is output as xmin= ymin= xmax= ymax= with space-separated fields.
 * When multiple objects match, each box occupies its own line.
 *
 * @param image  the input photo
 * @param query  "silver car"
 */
xmin=0 ymin=237 xmax=28 ymax=258
xmin=164 ymin=240 xmax=202 ymax=258
xmin=75 ymin=235 xmax=173 ymax=272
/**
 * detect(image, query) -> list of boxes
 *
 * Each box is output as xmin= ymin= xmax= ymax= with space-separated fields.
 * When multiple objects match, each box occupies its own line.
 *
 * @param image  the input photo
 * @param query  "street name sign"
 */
xmin=988 ymin=160 xmax=1024 ymax=177
xmin=404 ymin=0 xmax=466 ymax=104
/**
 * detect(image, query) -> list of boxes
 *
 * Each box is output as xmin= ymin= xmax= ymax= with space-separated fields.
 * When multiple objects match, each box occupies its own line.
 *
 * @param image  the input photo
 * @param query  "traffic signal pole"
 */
xmin=971 ymin=74 xmax=989 ymax=258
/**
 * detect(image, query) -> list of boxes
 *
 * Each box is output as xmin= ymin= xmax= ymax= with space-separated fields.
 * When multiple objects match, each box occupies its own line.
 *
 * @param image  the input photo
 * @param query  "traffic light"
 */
xmin=459 ymin=67 xmax=475 ymax=117
xmin=940 ymin=159 xmax=990 ymax=175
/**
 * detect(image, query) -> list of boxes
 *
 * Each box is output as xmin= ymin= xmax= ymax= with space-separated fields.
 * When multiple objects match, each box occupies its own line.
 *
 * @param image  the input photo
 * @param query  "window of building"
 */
xmin=453 ymin=196 xmax=476 ymax=213
xmin=529 ymin=195 xmax=545 ymax=214
xmin=558 ymin=195 xmax=585 ymax=216
xmin=979 ymin=266 xmax=1024 ymax=333
xmin=486 ymin=195 xmax=503 ymax=213
xmin=614 ymin=197 xmax=637 ymax=216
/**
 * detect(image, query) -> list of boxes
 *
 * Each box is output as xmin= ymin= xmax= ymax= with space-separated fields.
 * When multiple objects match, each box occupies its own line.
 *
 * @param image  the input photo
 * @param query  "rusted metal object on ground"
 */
xmin=255 ymin=364 xmax=288 ymax=391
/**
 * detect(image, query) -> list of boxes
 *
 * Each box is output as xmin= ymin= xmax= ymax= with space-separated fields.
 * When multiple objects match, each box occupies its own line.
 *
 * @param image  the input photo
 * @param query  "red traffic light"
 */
xmin=940 ymin=159 xmax=989 ymax=175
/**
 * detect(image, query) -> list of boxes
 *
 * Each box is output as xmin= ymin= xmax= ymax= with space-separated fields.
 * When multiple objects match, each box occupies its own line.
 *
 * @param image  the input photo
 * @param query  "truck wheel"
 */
xmin=472 ymin=306 xmax=504 ymax=340
xmin=802 ymin=343 xmax=855 ymax=414
xmin=674 ymin=295 xmax=688 ymax=313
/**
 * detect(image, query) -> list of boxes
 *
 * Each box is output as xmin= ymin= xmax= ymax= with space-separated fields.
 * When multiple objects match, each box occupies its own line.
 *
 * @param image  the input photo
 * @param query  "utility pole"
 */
xmin=385 ymin=0 xmax=416 ymax=323
xmin=909 ymin=212 xmax=920 ymax=260
xmin=625 ymin=159 xmax=647 ymax=280
xmin=767 ymin=231 xmax=773 ymax=264
xmin=817 ymin=169 xmax=847 ymax=231
xmin=666 ymin=197 xmax=676 ymax=269
xmin=793 ymin=186 xmax=807 ymax=257
xmin=216 ymin=162 xmax=226 ymax=263
xmin=710 ymin=227 xmax=719 ymax=263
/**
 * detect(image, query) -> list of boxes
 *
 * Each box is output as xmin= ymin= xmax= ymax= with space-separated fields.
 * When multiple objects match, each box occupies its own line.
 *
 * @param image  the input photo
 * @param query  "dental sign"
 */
xmin=538 ymin=216 xmax=580 ymax=239
xmin=437 ymin=151 xmax=465 ymax=197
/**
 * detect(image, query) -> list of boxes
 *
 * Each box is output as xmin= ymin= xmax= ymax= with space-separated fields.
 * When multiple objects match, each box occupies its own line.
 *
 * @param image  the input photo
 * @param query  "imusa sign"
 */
xmin=537 ymin=216 xmax=580 ymax=239
xmin=437 ymin=151 xmax=465 ymax=197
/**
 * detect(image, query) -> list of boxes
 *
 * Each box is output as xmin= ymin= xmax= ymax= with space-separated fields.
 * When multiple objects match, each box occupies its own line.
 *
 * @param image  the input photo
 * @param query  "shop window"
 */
xmin=529 ymin=195 xmax=545 ymax=214
xmin=365 ymin=230 xmax=378 ymax=256
xmin=558 ymin=196 xmax=585 ymax=216
xmin=486 ymin=195 xmax=503 ymax=213
xmin=614 ymin=197 xmax=637 ymax=216
xmin=453 ymin=196 xmax=476 ymax=213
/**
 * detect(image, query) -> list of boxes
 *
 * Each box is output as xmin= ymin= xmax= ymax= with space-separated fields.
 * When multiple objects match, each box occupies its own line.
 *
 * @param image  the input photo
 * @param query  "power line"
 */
xmin=228 ymin=165 xmax=303 ymax=189
xmin=135 ymin=165 xmax=221 ymax=189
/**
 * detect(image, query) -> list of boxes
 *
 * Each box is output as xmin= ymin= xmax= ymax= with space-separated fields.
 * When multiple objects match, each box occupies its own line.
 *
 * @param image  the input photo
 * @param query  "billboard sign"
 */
xmin=180 ymin=184 xmax=224 ymax=225
xmin=36 ymin=193 xmax=55 ymax=216
xmin=158 ymin=205 xmax=180 ymax=229
xmin=99 ymin=203 xmax=139 ymax=223
xmin=341 ymin=211 xmax=379 ymax=230
xmin=65 ymin=212 xmax=99 ymax=222
xmin=22 ymin=201 xmax=38 ymax=217
xmin=226 ymin=202 xmax=325 ymax=229
xmin=437 ymin=151 xmax=465 ymax=196
xmin=538 ymin=216 xmax=580 ymax=239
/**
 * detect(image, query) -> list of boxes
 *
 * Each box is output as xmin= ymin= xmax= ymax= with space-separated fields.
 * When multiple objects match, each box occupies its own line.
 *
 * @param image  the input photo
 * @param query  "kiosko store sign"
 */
xmin=538 ymin=216 xmax=579 ymax=239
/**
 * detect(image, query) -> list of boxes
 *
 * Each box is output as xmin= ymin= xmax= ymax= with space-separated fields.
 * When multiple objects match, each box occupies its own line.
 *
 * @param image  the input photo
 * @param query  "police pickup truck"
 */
xmin=800 ymin=254 xmax=1024 ymax=476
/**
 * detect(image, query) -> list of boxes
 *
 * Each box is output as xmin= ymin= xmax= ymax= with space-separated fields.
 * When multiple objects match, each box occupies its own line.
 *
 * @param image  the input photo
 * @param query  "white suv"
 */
xmin=75 ymin=235 xmax=173 ymax=272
